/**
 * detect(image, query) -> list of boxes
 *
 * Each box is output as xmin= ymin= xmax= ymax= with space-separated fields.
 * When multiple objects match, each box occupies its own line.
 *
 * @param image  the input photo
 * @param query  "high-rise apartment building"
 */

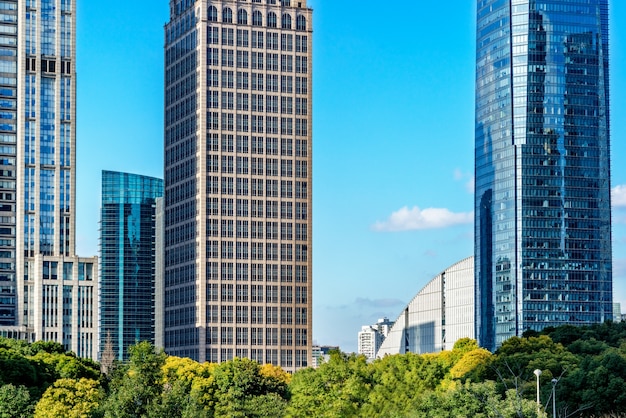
xmin=100 ymin=171 xmax=164 ymax=361
xmin=164 ymin=0 xmax=313 ymax=371
xmin=475 ymin=0 xmax=612 ymax=351
xmin=0 ymin=0 xmax=98 ymax=359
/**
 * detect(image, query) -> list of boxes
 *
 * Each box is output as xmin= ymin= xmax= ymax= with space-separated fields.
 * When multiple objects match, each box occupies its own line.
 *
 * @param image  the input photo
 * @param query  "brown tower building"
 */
xmin=163 ymin=0 xmax=313 ymax=371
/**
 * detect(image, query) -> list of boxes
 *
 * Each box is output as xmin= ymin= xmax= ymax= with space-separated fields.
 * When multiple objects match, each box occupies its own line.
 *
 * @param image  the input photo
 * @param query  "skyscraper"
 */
xmin=475 ymin=0 xmax=612 ymax=351
xmin=0 ymin=0 xmax=99 ymax=359
xmin=100 ymin=171 xmax=164 ymax=361
xmin=164 ymin=0 xmax=313 ymax=371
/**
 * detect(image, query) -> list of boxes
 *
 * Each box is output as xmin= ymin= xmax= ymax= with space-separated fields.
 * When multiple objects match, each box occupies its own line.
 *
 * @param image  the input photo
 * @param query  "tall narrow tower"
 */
xmin=100 ymin=171 xmax=163 ymax=361
xmin=164 ymin=0 xmax=313 ymax=372
xmin=0 ymin=0 xmax=98 ymax=360
xmin=475 ymin=0 xmax=612 ymax=351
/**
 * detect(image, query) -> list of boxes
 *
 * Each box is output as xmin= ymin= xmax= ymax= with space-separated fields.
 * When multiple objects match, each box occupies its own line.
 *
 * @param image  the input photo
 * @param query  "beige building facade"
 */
xmin=164 ymin=0 xmax=313 ymax=372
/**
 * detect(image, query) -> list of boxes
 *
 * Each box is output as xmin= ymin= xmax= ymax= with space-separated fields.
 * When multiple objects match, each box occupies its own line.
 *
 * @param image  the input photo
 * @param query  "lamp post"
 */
xmin=534 ymin=369 xmax=542 ymax=406
xmin=551 ymin=378 xmax=558 ymax=418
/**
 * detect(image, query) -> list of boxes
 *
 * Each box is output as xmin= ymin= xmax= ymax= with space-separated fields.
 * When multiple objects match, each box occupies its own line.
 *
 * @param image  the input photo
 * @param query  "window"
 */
xmin=208 ymin=6 xmax=218 ymax=22
xmin=223 ymin=7 xmax=233 ymax=23
xmin=252 ymin=11 xmax=263 ymax=26
xmin=237 ymin=9 xmax=248 ymax=25
xmin=267 ymin=12 xmax=277 ymax=28
xmin=296 ymin=15 xmax=306 ymax=31
xmin=281 ymin=14 xmax=292 ymax=29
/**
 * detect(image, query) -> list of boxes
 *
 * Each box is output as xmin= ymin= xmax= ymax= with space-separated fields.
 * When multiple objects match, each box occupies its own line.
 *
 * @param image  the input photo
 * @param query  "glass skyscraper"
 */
xmin=0 ymin=0 xmax=99 ymax=359
xmin=163 ymin=0 xmax=313 ymax=371
xmin=100 ymin=171 xmax=163 ymax=361
xmin=475 ymin=0 xmax=612 ymax=351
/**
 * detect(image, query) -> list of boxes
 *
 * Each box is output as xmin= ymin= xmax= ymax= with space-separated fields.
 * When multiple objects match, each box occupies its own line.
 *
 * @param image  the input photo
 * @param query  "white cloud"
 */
xmin=614 ymin=185 xmax=626 ymax=208
xmin=355 ymin=298 xmax=405 ymax=309
xmin=373 ymin=206 xmax=473 ymax=232
xmin=453 ymin=168 xmax=474 ymax=194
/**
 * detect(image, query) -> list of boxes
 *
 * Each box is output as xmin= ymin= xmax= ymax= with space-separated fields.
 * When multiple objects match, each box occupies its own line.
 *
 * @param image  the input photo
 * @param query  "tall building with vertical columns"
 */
xmin=475 ymin=0 xmax=612 ymax=351
xmin=0 ymin=0 xmax=98 ymax=360
xmin=164 ymin=0 xmax=313 ymax=371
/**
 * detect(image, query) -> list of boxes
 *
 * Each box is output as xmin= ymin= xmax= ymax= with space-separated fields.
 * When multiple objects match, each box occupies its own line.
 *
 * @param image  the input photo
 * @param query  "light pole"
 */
xmin=534 ymin=369 xmax=542 ymax=406
xmin=551 ymin=378 xmax=558 ymax=418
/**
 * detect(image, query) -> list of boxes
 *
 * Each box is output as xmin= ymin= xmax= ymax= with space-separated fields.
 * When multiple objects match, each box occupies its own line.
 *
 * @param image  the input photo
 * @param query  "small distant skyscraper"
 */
xmin=100 ymin=171 xmax=164 ymax=361
xmin=0 ymin=0 xmax=98 ymax=359
xmin=475 ymin=0 xmax=613 ymax=351
xmin=163 ymin=0 xmax=313 ymax=371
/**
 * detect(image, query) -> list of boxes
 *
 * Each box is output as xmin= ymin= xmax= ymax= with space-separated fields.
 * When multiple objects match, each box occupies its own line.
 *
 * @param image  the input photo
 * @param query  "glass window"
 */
xmin=208 ymin=6 xmax=218 ymax=22
xmin=281 ymin=14 xmax=292 ymax=30
xmin=223 ymin=7 xmax=233 ymax=23
xmin=237 ymin=9 xmax=248 ymax=25
xmin=267 ymin=12 xmax=277 ymax=28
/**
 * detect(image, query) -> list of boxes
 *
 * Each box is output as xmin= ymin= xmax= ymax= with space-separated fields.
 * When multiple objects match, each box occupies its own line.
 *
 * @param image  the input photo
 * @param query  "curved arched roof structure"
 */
xmin=376 ymin=257 xmax=474 ymax=357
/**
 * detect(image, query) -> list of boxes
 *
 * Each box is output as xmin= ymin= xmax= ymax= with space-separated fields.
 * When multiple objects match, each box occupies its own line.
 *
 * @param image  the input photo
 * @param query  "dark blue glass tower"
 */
xmin=100 ymin=171 xmax=163 ymax=361
xmin=475 ymin=0 xmax=612 ymax=351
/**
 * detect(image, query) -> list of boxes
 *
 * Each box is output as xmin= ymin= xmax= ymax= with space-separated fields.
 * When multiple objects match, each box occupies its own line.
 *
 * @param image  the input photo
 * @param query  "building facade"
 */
xmin=377 ymin=257 xmax=474 ymax=357
xmin=357 ymin=317 xmax=393 ymax=361
xmin=0 ymin=0 xmax=98 ymax=359
xmin=163 ymin=0 xmax=313 ymax=372
xmin=100 ymin=171 xmax=164 ymax=361
xmin=475 ymin=0 xmax=612 ymax=351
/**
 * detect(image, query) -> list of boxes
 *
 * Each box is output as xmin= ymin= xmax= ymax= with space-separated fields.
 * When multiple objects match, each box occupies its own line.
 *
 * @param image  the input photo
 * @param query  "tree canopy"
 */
xmin=4 ymin=321 xmax=626 ymax=417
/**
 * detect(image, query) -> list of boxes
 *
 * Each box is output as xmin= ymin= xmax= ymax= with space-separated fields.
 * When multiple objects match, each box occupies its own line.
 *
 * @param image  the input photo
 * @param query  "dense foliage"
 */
xmin=3 ymin=322 xmax=626 ymax=416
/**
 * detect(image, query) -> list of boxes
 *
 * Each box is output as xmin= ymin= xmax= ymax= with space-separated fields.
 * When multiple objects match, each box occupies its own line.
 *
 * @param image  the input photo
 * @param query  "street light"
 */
xmin=533 ymin=369 xmax=542 ymax=405
xmin=551 ymin=378 xmax=558 ymax=418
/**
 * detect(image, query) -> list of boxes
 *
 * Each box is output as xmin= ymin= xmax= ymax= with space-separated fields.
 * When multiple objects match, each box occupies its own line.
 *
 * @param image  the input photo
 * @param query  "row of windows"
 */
xmin=208 ymin=28 xmax=308 ymax=52
xmin=208 ymin=176 xmax=308 ymax=197
xmin=208 ymin=178 xmax=308 ymax=201
xmin=207 ymin=113 xmax=308 ymax=136
xmin=208 ymin=50 xmax=308 ymax=73
xmin=205 ymin=262 xmax=308 ymax=283
xmin=210 ymin=93 xmax=308 ymax=116
xmin=207 ymin=197 xmax=308 ymax=216
xmin=207 ymin=285 xmax=306 ymax=304
xmin=208 ymin=221 xmax=308 ymax=242
xmin=208 ymin=7 xmax=307 ymax=31
xmin=207 ymin=71 xmax=308 ymax=94
xmin=206 ymin=309 xmax=308 ymax=328
xmin=203 ymin=348 xmax=308 ymax=368
xmin=206 ymin=241 xmax=308 ymax=262
xmin=208 ymin=135 xmax=308 ymax=156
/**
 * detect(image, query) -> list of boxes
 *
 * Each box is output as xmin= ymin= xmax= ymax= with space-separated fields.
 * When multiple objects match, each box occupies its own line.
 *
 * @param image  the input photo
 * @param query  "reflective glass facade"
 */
xmin=100 ymin=171 xmax=163 ymax=361
xmin=163 ymin=0 xmax=313 ymax=372
xmin=0 ymin=0 xmax=99 ymax=360
xmin=475 ymin=0 xmax=612 ymax=351
xmin=0 ymin=0 xmax=18 ymax=326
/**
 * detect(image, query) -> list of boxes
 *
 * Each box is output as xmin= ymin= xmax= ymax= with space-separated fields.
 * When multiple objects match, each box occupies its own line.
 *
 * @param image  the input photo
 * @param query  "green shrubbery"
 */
xmin=3 ymin=321 xmax=626 ymax=417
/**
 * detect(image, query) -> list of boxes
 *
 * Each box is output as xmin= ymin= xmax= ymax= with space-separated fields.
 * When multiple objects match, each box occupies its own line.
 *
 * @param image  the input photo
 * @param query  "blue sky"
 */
xmin=75 ymin=1 xmax=626 ymax=353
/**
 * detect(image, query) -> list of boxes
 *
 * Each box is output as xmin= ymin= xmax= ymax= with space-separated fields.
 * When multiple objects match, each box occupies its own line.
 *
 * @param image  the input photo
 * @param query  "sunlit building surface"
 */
xmin=163 ymin=0 xmax=313 ymax=372
xmin=376 ymin=257 xmax=474 ymax=357
xmin=475 ymin=0 xmax=613 ymax=351
xmin=0 ymin=0 xmax=98 ymax=359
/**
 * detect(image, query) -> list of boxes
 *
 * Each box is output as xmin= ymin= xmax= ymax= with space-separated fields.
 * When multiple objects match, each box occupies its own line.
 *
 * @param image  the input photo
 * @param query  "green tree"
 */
xmin=33 ymin=378 xmax=103 ymax=418
xmin=101 ymin=342 xmax=166 ymax=418
xmin=0 ymin=384 xmax=34 ymax=418
xmin=287 ymin=351 xmax=372 ymax=418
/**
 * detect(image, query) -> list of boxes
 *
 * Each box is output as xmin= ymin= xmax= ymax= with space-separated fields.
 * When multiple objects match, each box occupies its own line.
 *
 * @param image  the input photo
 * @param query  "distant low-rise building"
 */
xmin=358 ymin=317 xmax=394 ymax=361
xmin=311 ymin=345 xmax=339 ymax=368
xmin=614 ymin=303 xmax=622 ymax=323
